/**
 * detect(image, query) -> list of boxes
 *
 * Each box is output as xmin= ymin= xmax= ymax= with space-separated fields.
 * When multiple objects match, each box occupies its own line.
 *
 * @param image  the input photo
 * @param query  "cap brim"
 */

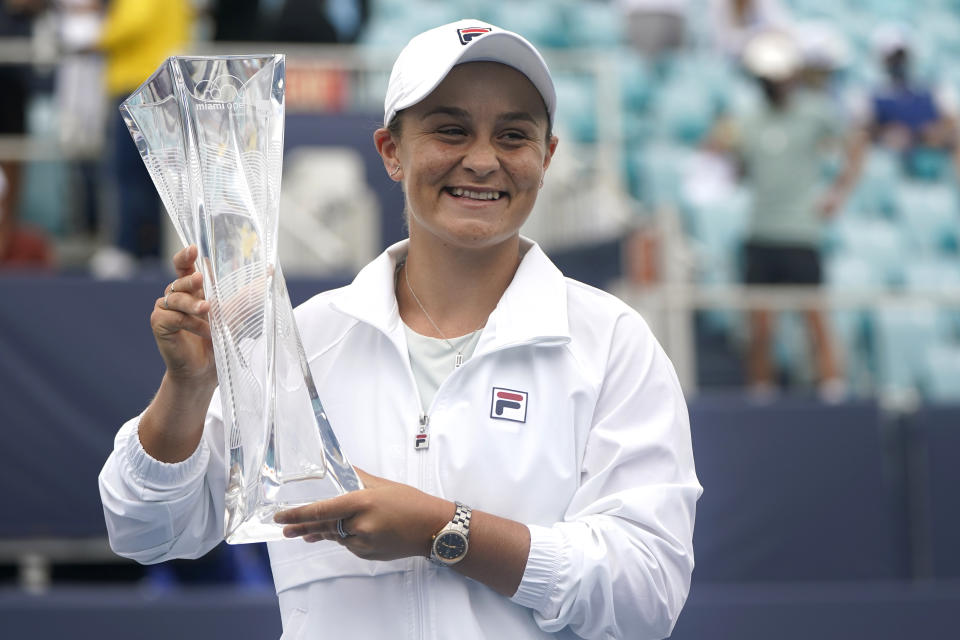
xmin=386 ymin=31 xmax=556 ymax=127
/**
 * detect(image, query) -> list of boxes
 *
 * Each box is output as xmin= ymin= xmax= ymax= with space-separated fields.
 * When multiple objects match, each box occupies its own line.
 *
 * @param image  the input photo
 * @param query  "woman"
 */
xmin=99 ymin=20 xmax=701 ymax=640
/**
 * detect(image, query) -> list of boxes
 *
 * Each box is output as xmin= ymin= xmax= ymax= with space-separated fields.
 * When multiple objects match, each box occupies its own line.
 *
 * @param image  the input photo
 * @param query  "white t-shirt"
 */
xmin=402 ymin=322 xmax=482 ymax=411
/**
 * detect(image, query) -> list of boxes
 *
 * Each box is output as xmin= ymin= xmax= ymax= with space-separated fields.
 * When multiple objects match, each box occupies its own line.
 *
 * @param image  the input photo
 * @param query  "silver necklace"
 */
xmin=402 ymin=261 xmax=481 ymax=368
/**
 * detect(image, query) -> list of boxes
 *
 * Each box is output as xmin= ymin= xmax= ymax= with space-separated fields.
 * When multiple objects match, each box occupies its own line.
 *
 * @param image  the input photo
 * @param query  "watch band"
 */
xmin=429 ymin=501 xmax=472 ymax=566
xmin=451 ymin=501 xmax=472 ymax=531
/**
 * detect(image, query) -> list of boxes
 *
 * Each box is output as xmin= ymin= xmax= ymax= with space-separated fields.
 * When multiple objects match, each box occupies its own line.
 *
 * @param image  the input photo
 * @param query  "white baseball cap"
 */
xmin=742 ymin=30 xmax=802 ymax=81
xmin=383 ymin=19 xmax=556 ymax=128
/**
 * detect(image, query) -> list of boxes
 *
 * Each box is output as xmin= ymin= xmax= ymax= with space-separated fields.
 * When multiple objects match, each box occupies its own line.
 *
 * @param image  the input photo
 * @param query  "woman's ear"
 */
xmin=542 ymin=134 xmax=559 ymax=172
xmin=374 ymin=127 xmax=402 ymax=181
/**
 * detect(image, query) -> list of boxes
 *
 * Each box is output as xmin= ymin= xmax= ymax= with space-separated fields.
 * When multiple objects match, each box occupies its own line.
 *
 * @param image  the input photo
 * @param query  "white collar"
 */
xmin=329 ymin=237 xmax=571 ymax=352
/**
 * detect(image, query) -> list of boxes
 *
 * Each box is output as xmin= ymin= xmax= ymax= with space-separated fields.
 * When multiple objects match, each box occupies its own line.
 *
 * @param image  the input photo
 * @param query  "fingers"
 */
xmin=172 ymin=245 xmax=199 ymax=277
xmin=156 ymin=289 xmax=210 ymax=317
xmin=166 ymin=271 xmax=207 ymax=302
xmin=152 ymin=300 xmax=212 ymax=339
xmin=274 ymin=494 xmax=362 ymax=542
xmin=274 ymin=494 xmax=356 ymax=526
xmin=287 ymin=517 xmax=356 ymax=543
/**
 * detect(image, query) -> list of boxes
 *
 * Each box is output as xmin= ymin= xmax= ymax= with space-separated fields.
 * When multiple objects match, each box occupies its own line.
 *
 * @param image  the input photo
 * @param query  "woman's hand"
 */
xmin=138 ymin=245 xmax=219 ymax=462
xmin=151 ymin=245 xmax=216 ymax=387
xmin=274 ymin=468 xmax=453 ymax=562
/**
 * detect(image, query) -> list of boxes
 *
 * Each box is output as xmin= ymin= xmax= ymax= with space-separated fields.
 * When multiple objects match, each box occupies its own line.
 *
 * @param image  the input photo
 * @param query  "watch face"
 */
xmin=434 ymin=531 xmax=468 ymax=561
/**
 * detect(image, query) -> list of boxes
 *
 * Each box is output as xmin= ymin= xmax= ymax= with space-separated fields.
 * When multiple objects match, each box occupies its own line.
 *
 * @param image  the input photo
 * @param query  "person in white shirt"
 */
xmin=99 ymin=19 xmax=701 ymax=640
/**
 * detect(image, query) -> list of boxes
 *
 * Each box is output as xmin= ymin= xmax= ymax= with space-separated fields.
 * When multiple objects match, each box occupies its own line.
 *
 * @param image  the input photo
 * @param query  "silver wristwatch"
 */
xmin=430 ymin=502 xmax=472 ymax=566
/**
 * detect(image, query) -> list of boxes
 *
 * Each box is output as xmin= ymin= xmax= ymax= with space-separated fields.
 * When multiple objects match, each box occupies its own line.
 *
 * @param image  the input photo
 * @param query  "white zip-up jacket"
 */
xmin=100 ymin=239 xmax=702 ymax=640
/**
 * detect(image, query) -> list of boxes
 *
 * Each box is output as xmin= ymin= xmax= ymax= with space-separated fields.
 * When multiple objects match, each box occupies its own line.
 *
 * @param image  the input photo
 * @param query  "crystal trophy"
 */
xmin=120 ymin=55 xmax=363 ymax=543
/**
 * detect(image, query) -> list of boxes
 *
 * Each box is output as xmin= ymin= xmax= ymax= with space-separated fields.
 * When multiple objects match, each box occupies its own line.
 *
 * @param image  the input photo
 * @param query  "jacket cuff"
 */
xmin=510 ymin=523 xmax=565 ymax=614
xmin=120 ymin=415 xmax=210 ymax=494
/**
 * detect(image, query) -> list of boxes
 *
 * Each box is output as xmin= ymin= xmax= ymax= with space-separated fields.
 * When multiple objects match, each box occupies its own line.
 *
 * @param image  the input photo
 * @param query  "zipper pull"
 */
xmin=414 ymin=413 xmax=430 ymax=450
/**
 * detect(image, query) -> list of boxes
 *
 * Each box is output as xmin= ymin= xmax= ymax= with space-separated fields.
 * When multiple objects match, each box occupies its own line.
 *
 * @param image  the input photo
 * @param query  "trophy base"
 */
xmin=225 ymin=509 xmax=289 ymax=544
xmin=225 ymin=474 xmax=348 ymax=544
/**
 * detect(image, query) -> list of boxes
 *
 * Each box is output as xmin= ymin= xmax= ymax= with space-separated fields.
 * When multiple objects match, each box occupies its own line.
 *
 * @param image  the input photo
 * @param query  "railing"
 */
xmin=613 ymin=205 xmax=960 ymax=400
xmin=0 ymin=37 xmax=626 ymax=190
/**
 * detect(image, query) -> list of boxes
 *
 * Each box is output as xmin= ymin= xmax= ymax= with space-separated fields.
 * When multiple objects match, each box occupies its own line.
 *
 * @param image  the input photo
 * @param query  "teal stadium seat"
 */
xmin=873 ymin=305 xmax=949 ymax=399
xmin=359 ymin=2 xmax=462 ymax=46
xmin=894 ymin=181 xmax=960 ymax=254
xmin=563 ymin=2 xmax=624 ymax=48
xmin=484 ymin=1 xmax=570 ymax=49
xmin=902 ymin=255 xmax=960 ymax=340
xmin=627 ymin=141 xmax=693 ymax=207
xmin=552 ymin=73 xmax=597 ymax=143
xmin=618 ymin=51 xmax=655 ymax=115
xmin=652 ymin=79 xmax=717 ymax=145
xmin=826 ymin=217 xmax=906 ymax=285
xmin=826 ymin=254 xmax=880 ymax=394
xmin=847 ymin=148 xmax=900 ymax=218
xmin=685 ymin=186 xmax=751 ymax=334
xmin=923 ymin=345 xmax=960 ymax=402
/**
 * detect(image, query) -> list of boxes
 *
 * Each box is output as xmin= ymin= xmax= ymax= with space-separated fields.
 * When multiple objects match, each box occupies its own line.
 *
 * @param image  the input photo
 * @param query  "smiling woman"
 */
xmin=376 ymin=62 xmax=557 ymax=275
xmin=99 ymin=19 xmax=701 ymax=640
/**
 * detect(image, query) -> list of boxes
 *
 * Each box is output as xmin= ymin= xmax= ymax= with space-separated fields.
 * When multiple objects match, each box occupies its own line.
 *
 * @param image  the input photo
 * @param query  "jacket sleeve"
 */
xmin=510 ymin=312 xmax=702 ymax=639
xmin=98 ymin=396 xmax=227 ymax=564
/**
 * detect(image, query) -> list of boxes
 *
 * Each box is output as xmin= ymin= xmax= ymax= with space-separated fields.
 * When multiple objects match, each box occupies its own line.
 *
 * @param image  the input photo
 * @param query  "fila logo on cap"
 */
xmin=458 ymin=27 xmax=492 ymax=45
xmin=491 ymin=387 xmax=528 ymax=423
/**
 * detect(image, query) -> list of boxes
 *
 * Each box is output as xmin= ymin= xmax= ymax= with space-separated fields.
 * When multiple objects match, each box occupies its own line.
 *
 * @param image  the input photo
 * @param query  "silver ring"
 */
xmin=336 ymin=519 xmax=350 ymax=539
xmin=163 ymin=295 xmax=170 ymax=310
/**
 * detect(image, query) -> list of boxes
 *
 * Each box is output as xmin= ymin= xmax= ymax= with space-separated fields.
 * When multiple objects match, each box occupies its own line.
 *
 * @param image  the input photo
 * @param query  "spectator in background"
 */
xmin=851 ymin=23 xmax=960 ymax=180
xmin=54 ymin=0 xmax=106 ymax=239
xmin=269 ymin=0 xmax=337 ymax=43
xmin=211 ymin=0 xmax=264 ymax=41
xmin=709 ymin=0 xmax=791 ymax=60
xmin=616 ymin=0 xmax=688 ymax=59
xmin=325 ymin=0 xmax=369 ymax=43
xmin=90 ymin=0 xmax=192 ymax=278
xmin=718 ymin=30 xmax=864 ymax=400
xmin=0 ymin=0 xmax=54 ymax=268
xmin=794 ymin=20 xmax=851 ymax=98
xmin=226 ymin=0 xmax=369 ymax=44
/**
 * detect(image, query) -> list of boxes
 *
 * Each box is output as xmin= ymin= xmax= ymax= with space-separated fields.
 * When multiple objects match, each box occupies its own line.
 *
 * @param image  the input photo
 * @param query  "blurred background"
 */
xmin=1 ymin=0 xmax=959 ymax=638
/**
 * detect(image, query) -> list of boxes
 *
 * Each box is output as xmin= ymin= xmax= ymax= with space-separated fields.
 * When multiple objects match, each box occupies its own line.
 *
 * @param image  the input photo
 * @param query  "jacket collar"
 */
xmin=329 ymin=237 xmax=571 ymax=351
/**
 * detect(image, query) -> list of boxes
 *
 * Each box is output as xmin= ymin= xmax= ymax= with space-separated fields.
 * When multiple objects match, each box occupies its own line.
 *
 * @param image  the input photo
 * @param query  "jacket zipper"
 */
xmin=402 ymin=334 xmax=556 ymax=640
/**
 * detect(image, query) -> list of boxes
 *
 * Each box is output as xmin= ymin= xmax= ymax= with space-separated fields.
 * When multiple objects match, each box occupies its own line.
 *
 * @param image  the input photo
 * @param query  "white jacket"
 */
xmin=99 ymin=239 xmax=701 ymax=640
